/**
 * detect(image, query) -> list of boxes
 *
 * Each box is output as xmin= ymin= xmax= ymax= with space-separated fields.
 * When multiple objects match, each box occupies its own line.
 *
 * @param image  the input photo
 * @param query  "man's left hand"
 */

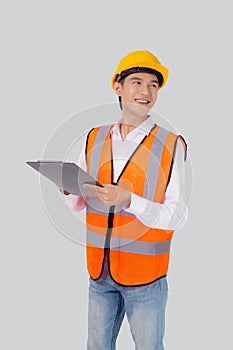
xmin=82 ymin=183 xmax=131 ymax=208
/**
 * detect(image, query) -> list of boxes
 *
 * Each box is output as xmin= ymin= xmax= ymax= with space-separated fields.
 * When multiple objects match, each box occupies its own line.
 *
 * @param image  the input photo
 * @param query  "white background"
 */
xmin=1 ymin=1 xmax=232 ymax=348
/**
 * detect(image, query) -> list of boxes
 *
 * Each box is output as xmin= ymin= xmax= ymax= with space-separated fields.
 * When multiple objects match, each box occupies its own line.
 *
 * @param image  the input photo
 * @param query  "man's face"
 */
xmin=114 ymin=72 xmax=159 ymax=119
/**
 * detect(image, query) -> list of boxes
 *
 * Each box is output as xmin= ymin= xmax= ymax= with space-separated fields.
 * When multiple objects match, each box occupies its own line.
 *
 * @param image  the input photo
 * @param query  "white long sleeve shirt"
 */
xmin=63 ymin=116 xmax=188 ymax=230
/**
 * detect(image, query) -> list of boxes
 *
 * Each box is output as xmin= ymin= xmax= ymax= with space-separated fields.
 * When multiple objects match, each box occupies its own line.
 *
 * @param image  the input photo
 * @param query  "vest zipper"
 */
xmin=104 ymin=204 xmax=115 ymax=249
xmin=102 ymin=205 xmax=115 ymax=276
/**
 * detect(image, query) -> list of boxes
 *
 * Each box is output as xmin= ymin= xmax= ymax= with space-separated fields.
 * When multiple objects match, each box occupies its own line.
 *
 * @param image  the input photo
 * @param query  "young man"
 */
xmin=61 ymin=50 xmax=188 ymax=349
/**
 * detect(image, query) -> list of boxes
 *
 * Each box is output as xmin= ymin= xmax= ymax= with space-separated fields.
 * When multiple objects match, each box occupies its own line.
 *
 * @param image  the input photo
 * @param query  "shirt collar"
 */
xmin=111 ymin=115 xmax=155 ymax=137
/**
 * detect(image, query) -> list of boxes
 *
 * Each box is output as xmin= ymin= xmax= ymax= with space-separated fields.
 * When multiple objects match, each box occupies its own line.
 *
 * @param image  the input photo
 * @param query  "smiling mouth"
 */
xmin=135 ymin=99 xmax=150 ymax=105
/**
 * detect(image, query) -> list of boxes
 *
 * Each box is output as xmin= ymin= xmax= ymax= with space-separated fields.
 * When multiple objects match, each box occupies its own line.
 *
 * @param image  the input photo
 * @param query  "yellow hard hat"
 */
xmin=111 ymin=50 xmax=169 ymax=89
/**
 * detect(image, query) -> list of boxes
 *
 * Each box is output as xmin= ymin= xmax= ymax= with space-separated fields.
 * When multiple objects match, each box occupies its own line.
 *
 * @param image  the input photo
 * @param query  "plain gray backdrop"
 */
xmin=1 ymin=0 xmax=232 ymax=349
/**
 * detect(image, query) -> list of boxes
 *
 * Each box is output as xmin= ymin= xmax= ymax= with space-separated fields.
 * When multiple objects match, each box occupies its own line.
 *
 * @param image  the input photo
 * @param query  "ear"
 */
xmin=114 ymin=81 xmax=122 ymax=96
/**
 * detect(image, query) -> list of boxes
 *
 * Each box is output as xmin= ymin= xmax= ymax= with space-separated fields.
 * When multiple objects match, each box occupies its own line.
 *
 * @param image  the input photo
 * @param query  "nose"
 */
xmin=138 ymin=83 xmax=150 ymax=96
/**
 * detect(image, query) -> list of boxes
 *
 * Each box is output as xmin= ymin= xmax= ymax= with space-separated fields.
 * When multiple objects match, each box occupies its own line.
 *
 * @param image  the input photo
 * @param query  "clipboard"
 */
xmin=26 ymin=161 xmax=104 ymax=196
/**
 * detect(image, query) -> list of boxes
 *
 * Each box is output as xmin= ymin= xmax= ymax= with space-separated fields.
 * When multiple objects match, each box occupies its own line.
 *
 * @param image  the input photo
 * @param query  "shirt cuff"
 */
xmin=124 ymin=192 xmax=148 ymax=216
xmin=61 ymin=193 xmax=86 ymax=211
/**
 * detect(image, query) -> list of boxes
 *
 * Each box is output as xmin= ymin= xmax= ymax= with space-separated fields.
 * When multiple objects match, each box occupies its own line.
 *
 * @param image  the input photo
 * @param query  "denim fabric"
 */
xmin=87 ymin=274 xmax=168 ymax=350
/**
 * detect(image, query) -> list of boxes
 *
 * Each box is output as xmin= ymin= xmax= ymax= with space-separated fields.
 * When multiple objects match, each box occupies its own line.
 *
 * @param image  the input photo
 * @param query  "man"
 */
xmin=61 ymin=50 xmax=188 ymax=349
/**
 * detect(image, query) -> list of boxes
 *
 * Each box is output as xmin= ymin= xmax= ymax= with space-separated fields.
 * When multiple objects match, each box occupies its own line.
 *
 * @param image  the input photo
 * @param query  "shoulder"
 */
xmin=170 ymin=135 xmax=187 ymax=162
xmin=86 ymin=124 xmax=114 ymax=142
xmin=154 ymin=124 xmax=187 ymax=161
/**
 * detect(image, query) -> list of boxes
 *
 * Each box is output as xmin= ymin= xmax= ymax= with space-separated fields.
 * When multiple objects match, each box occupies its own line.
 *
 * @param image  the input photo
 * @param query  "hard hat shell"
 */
xmin=111 ymin=50 xmax=169 ymax=90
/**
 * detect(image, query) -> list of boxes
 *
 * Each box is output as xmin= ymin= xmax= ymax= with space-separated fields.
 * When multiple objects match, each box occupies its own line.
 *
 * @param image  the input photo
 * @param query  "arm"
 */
xmin=125 ymin=138 xmax=188 ymax=230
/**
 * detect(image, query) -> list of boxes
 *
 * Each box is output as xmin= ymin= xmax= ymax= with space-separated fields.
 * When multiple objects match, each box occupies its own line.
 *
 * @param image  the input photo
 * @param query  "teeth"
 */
xmin=136 ymin=99 xmax=148 ymax=104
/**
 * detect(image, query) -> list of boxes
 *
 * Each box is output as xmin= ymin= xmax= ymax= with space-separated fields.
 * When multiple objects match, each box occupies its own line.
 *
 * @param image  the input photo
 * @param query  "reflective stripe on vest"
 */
xmin=143 ymin=127 xmax=170 ymax=200
xmin=87 ymin=229 xmax=171 ymax=255
xmin=89 ymin=125 xmax=112 ymax=181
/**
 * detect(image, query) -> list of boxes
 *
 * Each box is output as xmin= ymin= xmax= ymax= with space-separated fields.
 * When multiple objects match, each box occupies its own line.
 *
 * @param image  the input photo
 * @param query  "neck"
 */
xmin=120 ymin=114 xmax=149 ymax=140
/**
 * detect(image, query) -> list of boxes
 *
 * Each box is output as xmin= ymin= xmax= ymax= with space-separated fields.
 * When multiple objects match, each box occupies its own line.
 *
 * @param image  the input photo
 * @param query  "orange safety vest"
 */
xmin=85 ymin=123 xmax=186 ymax=286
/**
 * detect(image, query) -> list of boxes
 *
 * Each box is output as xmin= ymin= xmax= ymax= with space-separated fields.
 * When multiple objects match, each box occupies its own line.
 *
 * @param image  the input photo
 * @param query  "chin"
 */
xmin=129 ymin=104 xmax=150 ymax=118
xmin=124 ymin=103 xmax=150 ymax=119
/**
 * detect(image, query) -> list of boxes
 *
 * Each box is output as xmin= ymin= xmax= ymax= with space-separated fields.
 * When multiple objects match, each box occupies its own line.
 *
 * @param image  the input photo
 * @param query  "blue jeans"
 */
xmin=87 ymin=275 xmax=168 ymax=350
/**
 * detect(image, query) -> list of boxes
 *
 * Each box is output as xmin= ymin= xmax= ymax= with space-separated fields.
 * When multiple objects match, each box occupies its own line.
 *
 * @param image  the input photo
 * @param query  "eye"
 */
xmin=133 ymin=80 xmax=141 ymax=85
xmin=151 ymin=83 xmax=159 ymax=89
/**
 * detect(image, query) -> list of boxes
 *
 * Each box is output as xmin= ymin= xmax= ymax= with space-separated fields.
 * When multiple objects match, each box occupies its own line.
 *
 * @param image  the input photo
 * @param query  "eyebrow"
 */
xmin=129 ymin=76 xmax=159 ymax=84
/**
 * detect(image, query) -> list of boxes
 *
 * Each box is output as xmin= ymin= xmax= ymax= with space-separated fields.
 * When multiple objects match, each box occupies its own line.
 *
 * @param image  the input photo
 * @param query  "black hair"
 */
xmin=116 ymin=67 xmax=164 ymax=110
